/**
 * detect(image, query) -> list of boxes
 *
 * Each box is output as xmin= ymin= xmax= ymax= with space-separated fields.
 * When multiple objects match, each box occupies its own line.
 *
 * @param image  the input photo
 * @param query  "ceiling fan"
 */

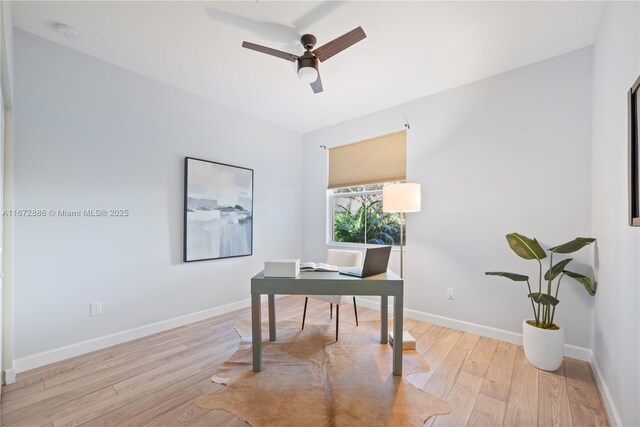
xmin=242 ymin=26 xmax=366 ymax=94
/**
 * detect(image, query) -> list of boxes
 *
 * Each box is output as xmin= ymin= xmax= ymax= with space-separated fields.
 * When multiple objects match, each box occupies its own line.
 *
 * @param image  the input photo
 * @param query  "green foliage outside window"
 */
xmin=332 ymin=191 xmax=403 ymax=245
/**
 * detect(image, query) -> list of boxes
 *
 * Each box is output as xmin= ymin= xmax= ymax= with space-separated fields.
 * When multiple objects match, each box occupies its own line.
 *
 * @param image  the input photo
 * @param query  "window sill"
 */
xmin=326 ymin=241 xmax=401 ymax=252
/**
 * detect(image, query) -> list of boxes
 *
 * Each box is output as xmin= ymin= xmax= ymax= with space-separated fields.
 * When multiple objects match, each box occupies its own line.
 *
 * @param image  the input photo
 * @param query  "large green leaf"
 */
xmin=485 ymin=272 xmax=529 ymax=282
xmin=528 ymin=292 xmax=560 ymax=306
xmin=544 ymin=258 xmax=573 ymax=281
xmin=564 ymin=270 xmax=596 ymax=296
xmin=549 ymin=237 xmax=596 ymax=254
xmin=506 ymin=233 xmax=547 ymax=260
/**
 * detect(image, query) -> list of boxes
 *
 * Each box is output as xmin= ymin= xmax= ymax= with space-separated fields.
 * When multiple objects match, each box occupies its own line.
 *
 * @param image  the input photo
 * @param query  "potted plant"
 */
xmin=486 ymin=233 xmax=596 ymax=371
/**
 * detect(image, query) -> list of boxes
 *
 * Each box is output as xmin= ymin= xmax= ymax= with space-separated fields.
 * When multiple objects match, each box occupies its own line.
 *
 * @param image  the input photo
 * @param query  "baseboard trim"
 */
xmin=355 ymin=298 xmax=592 ymax=361
xmin=15 ymin=295 xmax=597 ymax=378
xmin=15 ymin=295 xmax=618 ymax=423
xmin=14 ymin=296 xmax=265 ymax=373
xmin=3 ymin=367 xmax=16 ymax=385
xmin=589 ymin=353 xmax=622 ymax=426
xmin=14 ymin=294 xmax=619 ymax=424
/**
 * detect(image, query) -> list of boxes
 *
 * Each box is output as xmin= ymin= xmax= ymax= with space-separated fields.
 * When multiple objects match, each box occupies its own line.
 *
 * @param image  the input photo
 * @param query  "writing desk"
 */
xmin=250 ymin=270 xmax=404 ymax=376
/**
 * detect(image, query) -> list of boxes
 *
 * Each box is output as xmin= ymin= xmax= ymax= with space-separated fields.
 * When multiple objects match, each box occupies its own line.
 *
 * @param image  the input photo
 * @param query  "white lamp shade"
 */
xmin=382 ymin=183 xmax=421 ymax=213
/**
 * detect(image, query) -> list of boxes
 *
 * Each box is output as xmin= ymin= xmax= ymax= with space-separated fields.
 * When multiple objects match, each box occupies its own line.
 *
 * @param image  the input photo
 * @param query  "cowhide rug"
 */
xmin=196 ymin=318 xmax=451 ymax=426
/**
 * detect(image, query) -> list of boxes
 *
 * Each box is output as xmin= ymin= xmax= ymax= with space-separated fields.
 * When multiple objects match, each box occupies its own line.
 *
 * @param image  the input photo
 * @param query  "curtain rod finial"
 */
xmin=403 ymin=115 xmax=410 ymax=130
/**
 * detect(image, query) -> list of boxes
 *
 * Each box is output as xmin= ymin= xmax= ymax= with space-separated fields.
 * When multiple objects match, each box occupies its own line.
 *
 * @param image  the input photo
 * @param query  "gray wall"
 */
xmin=591 ymin=2 xmax=640 ymax=425
xmin=302 ymin=47 xmax=594 ymax=348
xmin=12 ymin=31 xmax=302 ymax=359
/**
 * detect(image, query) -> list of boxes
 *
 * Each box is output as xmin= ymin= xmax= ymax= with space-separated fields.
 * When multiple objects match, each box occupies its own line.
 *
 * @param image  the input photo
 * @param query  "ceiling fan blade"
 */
xmin=312 ymin=26 xmax=366 ymax=62
xmin=310 ymin=73 xmax=323 ymax=94
xmin=242 ymin=41 xmax=298 ymax=62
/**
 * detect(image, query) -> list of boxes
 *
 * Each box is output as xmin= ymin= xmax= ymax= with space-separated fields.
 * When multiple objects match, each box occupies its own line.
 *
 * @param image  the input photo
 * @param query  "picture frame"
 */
xmin=629 ymin=74 xmax=640 ymax=226
xmin=184 ymin=157 xmax=254 ymax=262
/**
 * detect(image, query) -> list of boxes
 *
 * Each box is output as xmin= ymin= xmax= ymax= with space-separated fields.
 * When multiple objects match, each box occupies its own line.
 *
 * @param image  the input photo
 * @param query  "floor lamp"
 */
xmin=382 ymin=183 xmax=421 ymax=349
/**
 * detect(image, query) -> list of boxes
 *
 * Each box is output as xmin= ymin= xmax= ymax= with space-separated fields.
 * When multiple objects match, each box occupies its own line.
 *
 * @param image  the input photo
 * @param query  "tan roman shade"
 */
xmin=328 ymin=130 xmax=406 ymax=189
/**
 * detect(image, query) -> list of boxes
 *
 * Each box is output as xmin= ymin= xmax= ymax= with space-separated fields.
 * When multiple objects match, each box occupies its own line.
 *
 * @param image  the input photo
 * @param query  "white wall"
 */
xmin=12 ymin=31 xmax=302 ymax=362
xmin=303 ymin=48 xmax=594 ymax=349
xmin=591 ymin=2 xmax=640 ymax=425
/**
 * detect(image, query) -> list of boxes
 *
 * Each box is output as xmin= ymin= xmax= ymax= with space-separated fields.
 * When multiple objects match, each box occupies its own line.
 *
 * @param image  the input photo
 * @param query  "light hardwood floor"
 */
xmin=1 ymin=296 xmax=609 ymax=426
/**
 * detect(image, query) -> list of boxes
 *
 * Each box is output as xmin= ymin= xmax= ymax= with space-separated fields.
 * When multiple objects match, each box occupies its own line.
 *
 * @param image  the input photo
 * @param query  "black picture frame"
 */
xmin=629 ymin=75 xmax=640 ymax=227
xmin=183 ymin=157 xmax=254 ymax=262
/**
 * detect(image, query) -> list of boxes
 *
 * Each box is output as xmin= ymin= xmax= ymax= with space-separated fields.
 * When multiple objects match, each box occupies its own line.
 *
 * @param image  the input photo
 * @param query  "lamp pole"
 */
xmin=399 ymin=210 xmax=405 ymax=279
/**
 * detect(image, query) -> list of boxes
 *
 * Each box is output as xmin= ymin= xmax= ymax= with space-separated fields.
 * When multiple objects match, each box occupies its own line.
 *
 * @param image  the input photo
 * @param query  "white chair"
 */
xmin=301 ymin=249 xmax=364 ymax=341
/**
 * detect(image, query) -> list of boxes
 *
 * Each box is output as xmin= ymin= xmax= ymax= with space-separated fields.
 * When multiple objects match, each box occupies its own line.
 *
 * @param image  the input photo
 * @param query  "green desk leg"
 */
xmin=251 ymin=294 xmax=261 ymax=372
xmin=268 ymin=294 xmax=276 ymax=341
xmin=393 ymin=295 xmax=403 ymax=376
xmin=381 ymin=295 xmax=388 ymax=344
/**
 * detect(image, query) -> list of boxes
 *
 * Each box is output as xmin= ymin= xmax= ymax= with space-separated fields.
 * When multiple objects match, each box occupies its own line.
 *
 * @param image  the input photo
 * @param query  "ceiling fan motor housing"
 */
xmin=297 ymin=51 xmax=318 ymax=73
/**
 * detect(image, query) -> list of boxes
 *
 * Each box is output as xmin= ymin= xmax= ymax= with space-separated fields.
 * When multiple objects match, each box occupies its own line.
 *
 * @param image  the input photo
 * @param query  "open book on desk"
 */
xmin=299 ymin=262 xmax=339 ymax=272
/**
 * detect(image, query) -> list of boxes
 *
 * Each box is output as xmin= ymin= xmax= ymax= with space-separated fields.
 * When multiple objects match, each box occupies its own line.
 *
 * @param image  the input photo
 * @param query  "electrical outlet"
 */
xmin=90 ymin=302 xmax=102 ymax=316
xmin=447 ymin=288 xmax=454 ymax=300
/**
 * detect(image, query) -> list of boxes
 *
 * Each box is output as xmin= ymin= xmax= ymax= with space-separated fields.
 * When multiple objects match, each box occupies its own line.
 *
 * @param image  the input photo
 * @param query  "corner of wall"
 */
xmin=0 ymin=0 xmax=12 ymax=382
xmin=1 ymin=0 xmax=13 ymax=106
xmin=590 ymin=352 xmax=623 ymax=426
xmin=3 ymin=106 xmax=13 ymax=375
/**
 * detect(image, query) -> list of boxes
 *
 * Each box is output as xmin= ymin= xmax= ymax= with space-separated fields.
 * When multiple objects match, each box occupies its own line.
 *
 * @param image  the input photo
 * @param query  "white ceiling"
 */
xmin=13 ymin=1 xmax=604 ymax=134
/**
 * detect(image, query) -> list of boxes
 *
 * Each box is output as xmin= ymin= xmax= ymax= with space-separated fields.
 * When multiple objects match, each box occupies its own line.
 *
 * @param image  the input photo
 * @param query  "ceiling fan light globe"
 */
xmin=298 ymin=66 xmax=318 ymax=84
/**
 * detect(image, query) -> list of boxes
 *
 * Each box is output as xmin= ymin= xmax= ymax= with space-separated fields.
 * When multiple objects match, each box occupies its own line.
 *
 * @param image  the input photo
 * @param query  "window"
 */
xmin=329 ymin=183 xmax=404 ymax=246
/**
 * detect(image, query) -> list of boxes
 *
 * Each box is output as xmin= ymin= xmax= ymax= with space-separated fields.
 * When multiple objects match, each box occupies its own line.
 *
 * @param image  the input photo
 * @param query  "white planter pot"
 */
xmin=522 ymin=320 xmax=564 ymax=371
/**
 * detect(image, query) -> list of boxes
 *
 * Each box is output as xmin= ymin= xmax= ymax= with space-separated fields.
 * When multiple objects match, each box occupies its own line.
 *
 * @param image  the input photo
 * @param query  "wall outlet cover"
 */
xmin=90 ymin=302 xmax=102 ymax=316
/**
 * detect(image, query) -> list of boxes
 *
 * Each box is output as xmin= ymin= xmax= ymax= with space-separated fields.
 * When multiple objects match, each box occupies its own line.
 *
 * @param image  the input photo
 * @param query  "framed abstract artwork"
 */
xmin=629 ymin=74 xmax=640 ymax=226
xmin=184 ymin=157 xmax=254 ymax=262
